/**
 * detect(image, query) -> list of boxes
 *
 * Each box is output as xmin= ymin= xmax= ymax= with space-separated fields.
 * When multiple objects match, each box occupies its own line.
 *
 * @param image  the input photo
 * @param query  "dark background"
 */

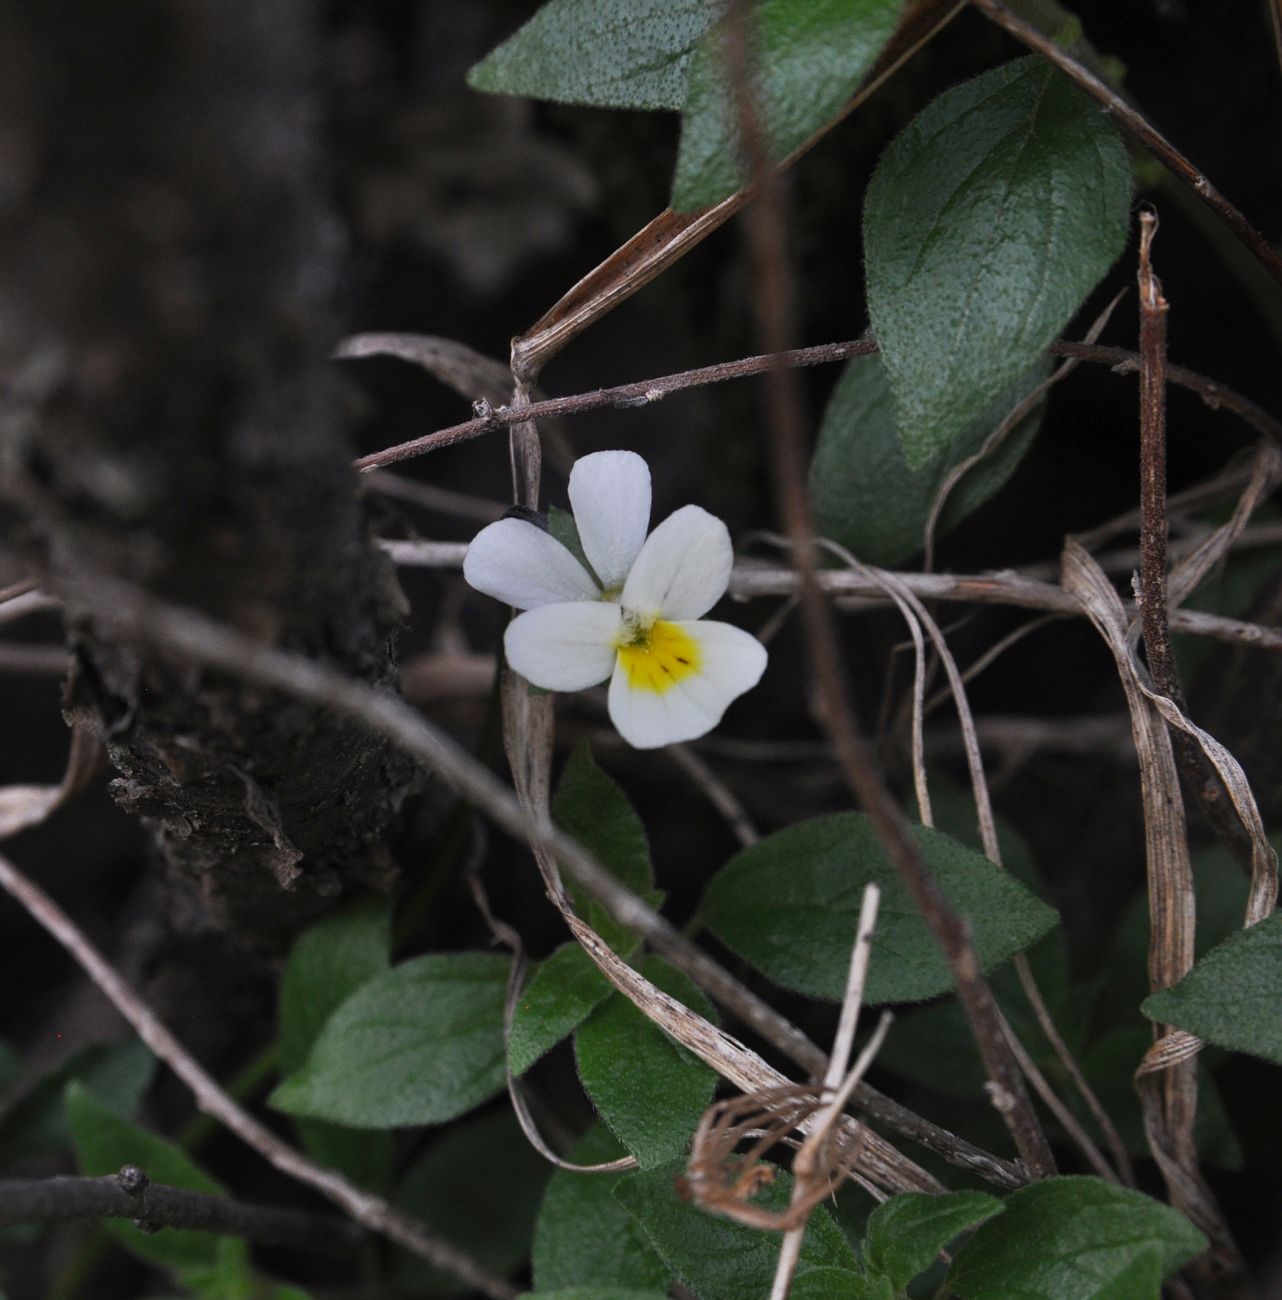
xmin=2 ymin=1 xmax=1280 ymax=1295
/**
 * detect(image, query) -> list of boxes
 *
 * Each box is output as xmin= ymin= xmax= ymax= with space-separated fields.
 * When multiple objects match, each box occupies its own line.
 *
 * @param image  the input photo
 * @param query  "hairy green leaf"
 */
xmin=391 ymin=1109 xmax=551 ymax=1295
xmin=278 ymin=895 xmax=391 ymax=1076
xmin=615 ymin=1160 xmax=858 ymax=1299
xmin=66 ymin=1083 xmax=224 ymax=1270
xmin=673 ymin=0 xmax=901 ymax=210
xmin=268 ymin=952 xmax=507 ymax=1127
xmin=532 ymin=1125 xmax=671 ymax=1293
xmin=509 ymin=940 xmax=616 ymax=1076
xmin=864 ymin=1190 xmax=1003 ymax=1289
xmin=468 ymin=0 xmax=716 ymax=111
xmin=947 ymin=1177 xmax=1205 ymax=1298
xmin=554 ymin=743 xmax=657 ymax=951
xmin=1142 ymin=912 xmax=1282 ymax=1066
xmin=810 ymin=351 xmax=1048 ymax=566
xmin=865 ymin=57 xmax=1131 ymax=467
xmin=703 ymin=813 xmax=1058 ymax=1004
xmin=524 ymin=1290 xmax=672 ymax=1300
xmin=574 ymin=956 xmax=717 ymax=1167
xmin=791 ymin=1268 xmax=893 ymax=1299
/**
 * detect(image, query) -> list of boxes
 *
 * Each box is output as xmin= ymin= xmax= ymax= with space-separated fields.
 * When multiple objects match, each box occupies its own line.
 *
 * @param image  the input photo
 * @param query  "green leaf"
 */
xmin=864 ymin=57 xmax=1131 ymax=468
xmin=574 ymin=956 xmax=717 ymax=1168
xmin=702 ymin=812 xmax=1059 ymax=1004
xmin=532 ymin=1125 xmax=672 ymax=1293
xmin=672 ymin=0 xmax=902 ymax=210
xmin=268 ymin=952 xmax=508 ymax=1127
xmin=278 ymin=895 xmax=391 ymax=1076
xmin=390 ymin=1108 xmax=551 ymax=1295
xmin=1142 ymin=911 xmax=1282 ymax=1066
xmin=0 ymin=1038 xmax=156 ymax=1169
xmin=790 ymin=1268 xmax=892 ymax=1300
xmin=0 ymin=1040 xmax=20 ymax=1090
xmin=616 ymin=1159 xmax=858 ymax=1300
xmin=553 ymin=744 xmax=657 ymax=951
xmin=947 ymin=1177 xmax=1205 ymax=1299
xmin=523 ymin=1290 xmax=672 ymax=1300
xmin=468 ymin=0 xmax=717 ymax=111
xmin=65 ymin=1082 xmax=224 ymax=1270
xmin=810 ymin=351 xmax=1048 ymax=566
xmin=277 ymin=897 xmax=395 ymax=1187
xmin=863 ymin=1191 xmax=1003 ymax=1289
xmin=510 ymin=941 xmax=615 ymax=1076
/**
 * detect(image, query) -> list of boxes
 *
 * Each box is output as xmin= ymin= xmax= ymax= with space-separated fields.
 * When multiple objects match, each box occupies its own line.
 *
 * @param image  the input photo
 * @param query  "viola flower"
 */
xmin=463 ymin=450 xmax=767 ymax=749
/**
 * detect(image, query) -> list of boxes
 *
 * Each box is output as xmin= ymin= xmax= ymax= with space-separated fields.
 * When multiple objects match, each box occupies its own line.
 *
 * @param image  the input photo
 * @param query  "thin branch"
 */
xmin=0 ymin=1170 xmax=365 ymax=1255
xmin=354 ymin=340 xmax=878 ymax=471
xmin=354 ymin=334 xmax=1282 ymax=475
xmin=725 ymin=0 xmax=1053 ymax=1179
xmin=388 ymin=540 xmax=1282 ymax=652
xmin=62 ymin=575 xmax=1025 ymax=1191
xmin=970 ymin=0 xmax=1282 ymax=290
xmin=667 ymin=745 xmax=760 ymax=847
xmin=0 ymin=847 xmax=518 ymax=1300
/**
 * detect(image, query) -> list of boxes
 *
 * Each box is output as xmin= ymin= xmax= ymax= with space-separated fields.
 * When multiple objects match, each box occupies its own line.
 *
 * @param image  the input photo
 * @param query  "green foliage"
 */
xmin=0 ymin=1038 xmax=156 ymax=1170
xmin=468 ymin=0 xmax=715 ymax=111
xmin=864 ymin=57 xmax=1131 ymax=467
xmin=548 ymin=504 xmax=598 ymax=581
xmin=523 ymin=1290 xmax=672 ymax=1300
xmin=510 ymin=940 xmax=616 ymax=1076
xmin=702 ymin=812 xmax=1058 ymax=1003
xmin=278 ymin=896 xmax=392 ymax=1075
xmin=672 ymin=0 xmax=901 ymax=210
xmin=862 ymin=1190 xmax=1003 ymax=1290
xmin=532 ymin=1125 xmax=672 ymax=1292
xmin=277 ymin=897 xmax=395 ymax=1189
xmin=65 ymin=1083 xmax=225 ymax=1271
xmin=268 ymin=952 xmax=508 ymax=1127
xmin=810 ymin=352 xmax=1048 ymax=566
xmin=1143 ymin=911 xmax=1282 ymax=1067
xmin=614 ymin=1160 xmax=859 ymax=1299
xmin=553 ymin=743 xmax=658 ymax=951
xmin=390 ymin=1108 xmax=551 ymax=1295
xmin=574 ymin=955 xmax=717 ymax=1167
xmin=946 ymin=1177 xmax=1206 ymax=1298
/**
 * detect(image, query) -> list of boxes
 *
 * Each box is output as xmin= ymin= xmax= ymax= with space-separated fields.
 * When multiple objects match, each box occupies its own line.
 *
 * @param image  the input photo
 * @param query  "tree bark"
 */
xmin=0 ymin=0 xmax=420 ymax=947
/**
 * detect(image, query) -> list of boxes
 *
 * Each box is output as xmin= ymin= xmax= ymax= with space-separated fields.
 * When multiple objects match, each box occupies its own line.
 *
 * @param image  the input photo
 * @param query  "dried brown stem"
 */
xmin=971 ymin=0 xmax=1282 ymax=289
xmin=725 ymin=0 xmax=1053 ymax=1179
xmin=354 ymin=335 xmax=1282 ymax=475
xmin=0 ymin=1170 xmax=365 ymax=1254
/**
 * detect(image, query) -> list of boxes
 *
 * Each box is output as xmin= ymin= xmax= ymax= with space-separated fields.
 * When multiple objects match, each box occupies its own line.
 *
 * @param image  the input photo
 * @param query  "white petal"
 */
xmin=464 ymin=518 xmax=599 ymax=610
xmin=567 ymin=450 xmax=652 ymax=591
xmin=607 ymin=620 xmax=767 ymax=749
xmin=505 ymin=602 xmax=621 ymax=691
xmin=620 ymin=505 xmax=733 ymax=620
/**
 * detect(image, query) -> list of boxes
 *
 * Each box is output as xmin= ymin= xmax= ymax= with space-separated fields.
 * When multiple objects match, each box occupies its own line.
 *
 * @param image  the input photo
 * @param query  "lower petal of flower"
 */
xmin=504 ymin=601 xmax=622 ymax=691
xmin=607 ymin=619 xmax=767 ymax=749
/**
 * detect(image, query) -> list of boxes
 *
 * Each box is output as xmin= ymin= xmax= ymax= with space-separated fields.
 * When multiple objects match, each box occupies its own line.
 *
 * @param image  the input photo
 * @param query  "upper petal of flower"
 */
xmin=620 ymin=505 xmax=733 ymax=621
xmin=505 ymin=601 xmax=622 ymax=691
xmin=567 ymin=449 xmax=652 ymax=592
xmin=606 ymin=618 xmax=766 ymax=749
xmin=464 ymin=518 xmax=600 ymax=610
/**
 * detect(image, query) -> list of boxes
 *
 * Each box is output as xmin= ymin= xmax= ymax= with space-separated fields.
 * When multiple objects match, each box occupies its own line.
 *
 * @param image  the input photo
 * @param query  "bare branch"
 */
xmin=0 ymin=1169 xmax=365 ymax=1255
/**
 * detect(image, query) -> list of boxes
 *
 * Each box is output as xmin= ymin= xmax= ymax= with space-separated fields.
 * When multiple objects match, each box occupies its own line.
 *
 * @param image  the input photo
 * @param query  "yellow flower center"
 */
xmin=615 ymin=618 xmax=701 ymax=694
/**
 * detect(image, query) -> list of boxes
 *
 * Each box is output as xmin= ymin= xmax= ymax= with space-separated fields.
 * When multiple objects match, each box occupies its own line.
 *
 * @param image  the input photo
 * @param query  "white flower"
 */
xmin=463 ymin=450 xmax=767 ymax=749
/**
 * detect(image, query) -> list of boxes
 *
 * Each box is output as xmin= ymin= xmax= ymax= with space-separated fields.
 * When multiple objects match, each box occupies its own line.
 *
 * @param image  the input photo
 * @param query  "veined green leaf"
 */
xmin=1142 ymin=911 xmax=1282 ymax=1067
xmin=703 ymin=812 xmax=1058 ymax=1004
xmin=269 ymin=952 xmax=507 ymax=1127
xmin=865 ymin=57 xmax=1131 ymax=467
xmin=672 ymin=0 xmax=902 ymax=210
xmin=468 ymin=0 xmax=717 ymax=111
xmin=947 ymin=1177 xmax=1205 ymax=1299
xmin=863 ymin=1190 xmax=1003 ymax=1290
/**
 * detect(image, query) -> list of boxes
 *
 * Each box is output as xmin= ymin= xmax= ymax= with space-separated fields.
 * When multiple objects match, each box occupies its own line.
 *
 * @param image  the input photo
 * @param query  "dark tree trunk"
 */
xmin=0 ymin=0 xmax=420 ymax=947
